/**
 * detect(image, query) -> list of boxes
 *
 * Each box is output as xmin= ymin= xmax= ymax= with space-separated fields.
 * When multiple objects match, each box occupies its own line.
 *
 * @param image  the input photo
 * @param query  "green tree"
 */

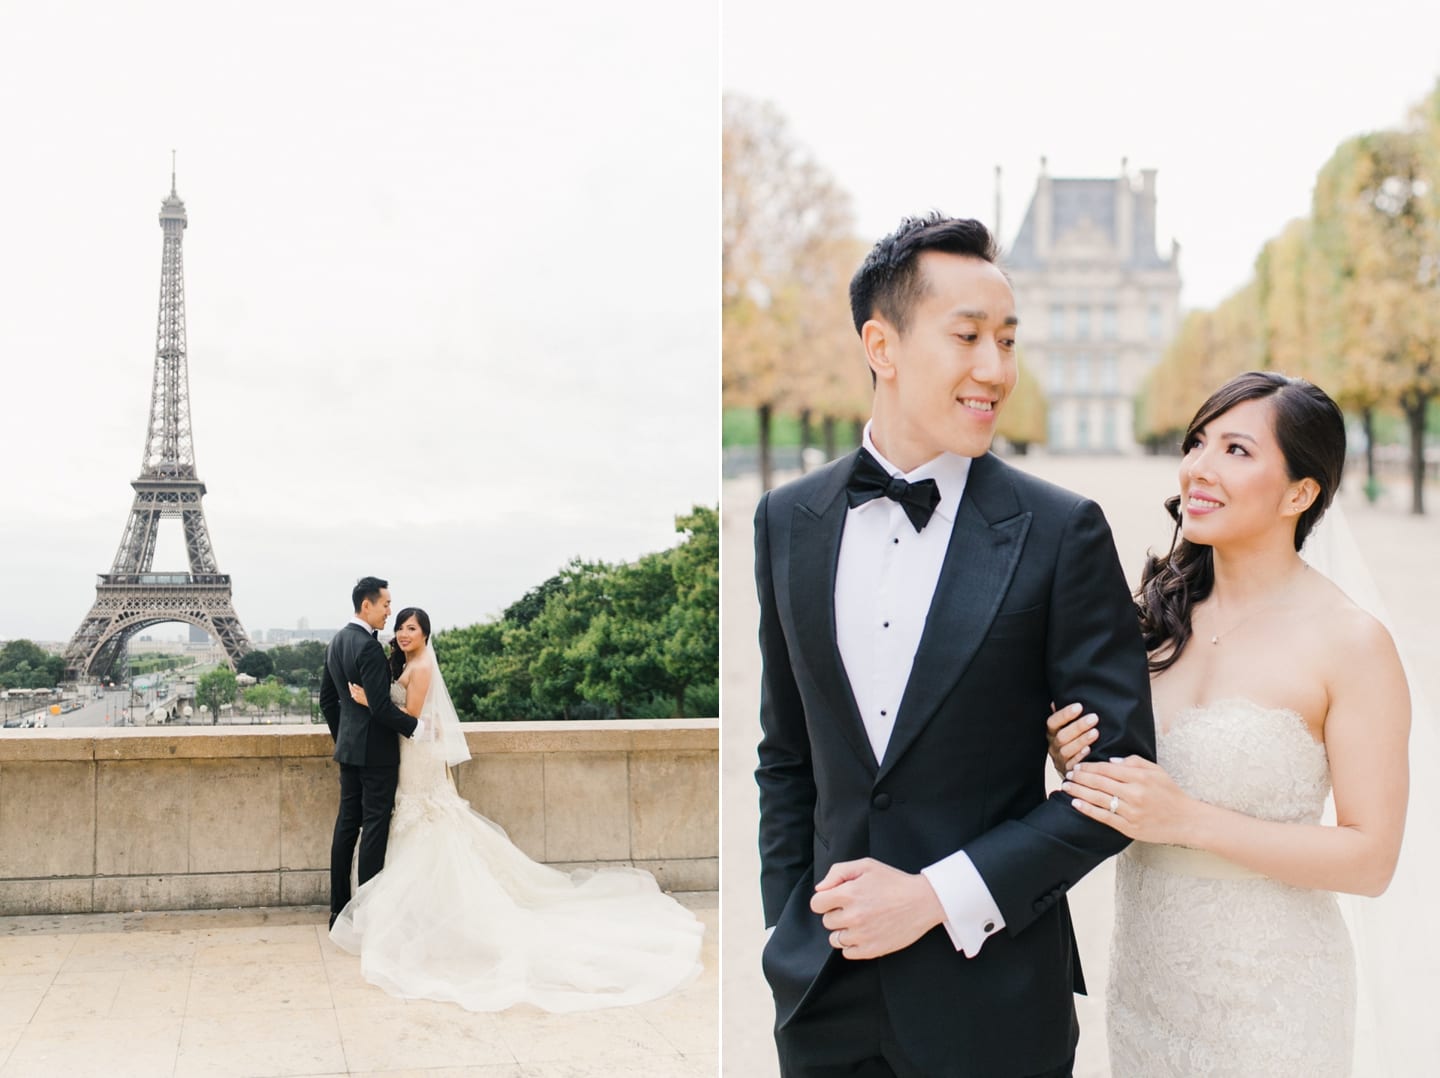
xmin=0 ymin=640 xmax=64 ymax=690
xmin=429 ymin=508 xmax=718 ymax=722
xmin=268 ymin=641 xmax=328 ymax=685
xmin=196 ymin=668 xmax=237 ymax=722
xmin=236 ymin=650 xmax=275 ymax=680
xmin=572 ymin=553 xmax=675 ymax=719
xmin=529 ymin=559 xmax=610 ymax=718
xmin=242 ymin=679 xmax=294 ymax=714
xmin=658 ymin=506 xmax=719 ymax=714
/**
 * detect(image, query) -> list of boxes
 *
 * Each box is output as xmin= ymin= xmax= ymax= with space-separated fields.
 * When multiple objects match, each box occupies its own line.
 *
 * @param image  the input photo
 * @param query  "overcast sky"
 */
xmin=0 ymin=1 xmax=718 ymax=643
xmin=724 ymin=0 xmax=1440 ymax=310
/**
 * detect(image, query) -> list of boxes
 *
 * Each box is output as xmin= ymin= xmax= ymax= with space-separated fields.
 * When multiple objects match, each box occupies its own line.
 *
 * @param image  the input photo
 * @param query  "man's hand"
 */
xmin=810 ymin=858 xmax=946 ymax=960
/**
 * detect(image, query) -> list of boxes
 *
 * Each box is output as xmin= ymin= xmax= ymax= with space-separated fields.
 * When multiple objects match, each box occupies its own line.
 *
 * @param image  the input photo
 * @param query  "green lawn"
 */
xmin=723 ymin=408 xmax=804 ymax=448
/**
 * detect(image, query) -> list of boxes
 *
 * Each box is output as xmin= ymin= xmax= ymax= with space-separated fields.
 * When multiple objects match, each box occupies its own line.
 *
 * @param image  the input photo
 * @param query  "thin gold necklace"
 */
xmin=1206 ymin=564 xmax=1310 ymax=646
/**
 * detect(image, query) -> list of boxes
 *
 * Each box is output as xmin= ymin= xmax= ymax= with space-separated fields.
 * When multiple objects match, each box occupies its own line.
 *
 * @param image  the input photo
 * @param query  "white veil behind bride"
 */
xmin=420 ymin=641 xmax=472 ymax=768
xmin=1302 ymin=501 xmax=1440 ymax=1074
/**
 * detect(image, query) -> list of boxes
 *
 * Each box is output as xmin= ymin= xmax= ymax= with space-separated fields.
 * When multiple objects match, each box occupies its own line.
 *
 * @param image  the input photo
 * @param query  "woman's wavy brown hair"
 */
xmin=1137 ymin=371 xmax=1345 ymax=673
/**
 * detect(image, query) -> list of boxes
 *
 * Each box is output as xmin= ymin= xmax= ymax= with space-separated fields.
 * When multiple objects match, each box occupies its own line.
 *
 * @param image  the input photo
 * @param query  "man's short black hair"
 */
xmin=849 ymin=213 xmax=1000 ymax=337
xmin=352 ymin=576 xmax=388 ymax=613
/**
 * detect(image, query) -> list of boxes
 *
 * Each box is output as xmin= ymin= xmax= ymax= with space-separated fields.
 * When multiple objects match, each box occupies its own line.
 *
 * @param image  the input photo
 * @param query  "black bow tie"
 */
xmin=846 ymin=448 xmax=942 ymax=532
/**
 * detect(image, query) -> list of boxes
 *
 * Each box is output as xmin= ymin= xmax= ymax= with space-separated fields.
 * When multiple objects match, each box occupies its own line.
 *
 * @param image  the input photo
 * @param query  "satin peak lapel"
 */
xmin=878 ymin=454 xmax=1030 ymax=779
xmin=788 ymin=460 xmax=877 ymax=773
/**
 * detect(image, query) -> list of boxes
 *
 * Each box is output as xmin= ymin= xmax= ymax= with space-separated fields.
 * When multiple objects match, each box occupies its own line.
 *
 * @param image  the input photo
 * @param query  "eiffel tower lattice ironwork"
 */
xmin=64 ymin=165 xmax=251 ymax=680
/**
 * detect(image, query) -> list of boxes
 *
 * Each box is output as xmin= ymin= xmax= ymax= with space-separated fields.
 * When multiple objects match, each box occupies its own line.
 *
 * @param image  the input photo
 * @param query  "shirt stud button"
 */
xmin=984 ymin=921 xmax=996 ymax=933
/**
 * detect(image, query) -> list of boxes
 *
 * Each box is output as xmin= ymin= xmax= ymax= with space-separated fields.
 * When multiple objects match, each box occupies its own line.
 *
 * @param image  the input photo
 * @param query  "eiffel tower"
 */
xmin=64 ymin=163 xmax=251 ymax=680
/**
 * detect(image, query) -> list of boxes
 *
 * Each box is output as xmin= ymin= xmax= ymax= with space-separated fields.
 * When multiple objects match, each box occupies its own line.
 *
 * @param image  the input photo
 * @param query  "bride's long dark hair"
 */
xmin=387 ymin=606 xmax=431 ymax=681
xmin=1138 ymin=371 xmax=1346 ymax=673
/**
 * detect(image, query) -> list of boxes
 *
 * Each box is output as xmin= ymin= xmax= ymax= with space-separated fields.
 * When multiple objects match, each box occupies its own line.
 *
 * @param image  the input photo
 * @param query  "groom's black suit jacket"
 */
xmin=319 ymin=623 xmax=418 ymax=767
xmin=755 ymin=450 xmax=1155 ymax=1077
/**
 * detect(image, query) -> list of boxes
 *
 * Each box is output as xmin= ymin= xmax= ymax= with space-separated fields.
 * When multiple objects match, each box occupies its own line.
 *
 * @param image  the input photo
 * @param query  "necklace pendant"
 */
xmin=1210 ymin=634 xmax=1219 ymax=645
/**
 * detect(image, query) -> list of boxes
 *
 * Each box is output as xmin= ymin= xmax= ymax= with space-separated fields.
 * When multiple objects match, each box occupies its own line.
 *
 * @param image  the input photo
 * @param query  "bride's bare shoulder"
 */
xmin=1305 ymin=571 xmax=1393 ymax=649
xmin=399 ymin=656 xmax=434 ymax=684
xmin=1304 ymin=577 xmax=1405 ymax=706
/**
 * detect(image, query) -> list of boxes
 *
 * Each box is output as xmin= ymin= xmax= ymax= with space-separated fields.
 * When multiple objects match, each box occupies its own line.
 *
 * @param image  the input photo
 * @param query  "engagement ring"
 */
xmin=1109 ymin=795 xmax=1121 ymax=814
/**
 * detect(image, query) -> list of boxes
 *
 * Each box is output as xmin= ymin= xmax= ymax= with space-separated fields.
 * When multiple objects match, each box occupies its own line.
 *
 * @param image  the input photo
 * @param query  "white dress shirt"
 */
xmin=834 ymin=423 xmax=1004 ymax=957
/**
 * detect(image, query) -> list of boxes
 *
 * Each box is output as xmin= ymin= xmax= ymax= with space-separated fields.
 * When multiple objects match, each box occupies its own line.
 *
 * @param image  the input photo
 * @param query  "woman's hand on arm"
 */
xmin=1063 ymin=756 xmax=1199 ymax=846
xmin=1046 ymin=702 xmax=1098 ymax=776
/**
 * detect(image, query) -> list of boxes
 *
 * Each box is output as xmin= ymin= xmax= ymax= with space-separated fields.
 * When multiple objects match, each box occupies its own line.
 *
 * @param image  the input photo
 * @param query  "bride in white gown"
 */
xmin=1047 ymin=372 xmax=1410 ymax=1076
xmin=329 ymin=606 xmax=704 ymax=1012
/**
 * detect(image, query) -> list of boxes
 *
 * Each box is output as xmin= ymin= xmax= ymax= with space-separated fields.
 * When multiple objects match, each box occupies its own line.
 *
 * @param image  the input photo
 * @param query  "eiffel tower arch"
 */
xmin=64 ymin=165 xmax=251 ymax=681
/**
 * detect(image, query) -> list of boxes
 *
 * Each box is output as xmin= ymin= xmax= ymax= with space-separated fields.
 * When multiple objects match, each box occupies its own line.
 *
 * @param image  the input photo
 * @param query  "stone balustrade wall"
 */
xmin=0 ymin=720 xmax=717 ymax=916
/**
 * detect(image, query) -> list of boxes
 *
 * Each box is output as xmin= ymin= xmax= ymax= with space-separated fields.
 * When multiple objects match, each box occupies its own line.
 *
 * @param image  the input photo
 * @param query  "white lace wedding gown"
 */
xmin=329 ymin=681 xmax=704 ymax=1011
xmin=1108 ymin=699 xmax=1355 ymax=1076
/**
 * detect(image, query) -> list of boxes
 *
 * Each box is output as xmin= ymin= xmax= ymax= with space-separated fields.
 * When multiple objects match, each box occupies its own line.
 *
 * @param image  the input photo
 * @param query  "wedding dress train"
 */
xmin=330 ymin=679 xmax=704 ymax=1012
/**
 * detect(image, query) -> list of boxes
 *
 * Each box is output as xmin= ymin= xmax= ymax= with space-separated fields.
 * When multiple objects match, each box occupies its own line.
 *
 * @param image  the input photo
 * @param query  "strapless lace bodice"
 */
xmin=1161 ymin=699 xmax=1330 ymax=823
xmin=1108 ymin=699 xmax=1355 ymax=1077
xmin=391 ymin=675 xmax=459 ymax=808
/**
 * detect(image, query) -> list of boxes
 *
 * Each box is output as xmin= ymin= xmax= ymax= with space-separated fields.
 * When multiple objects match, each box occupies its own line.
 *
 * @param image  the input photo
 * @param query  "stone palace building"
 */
xmin=1003 ymin=160 xmax=1182 ymax=453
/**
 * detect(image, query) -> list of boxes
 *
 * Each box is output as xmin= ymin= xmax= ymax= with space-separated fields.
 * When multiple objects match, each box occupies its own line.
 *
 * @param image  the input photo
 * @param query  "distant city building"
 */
xmin=253 ymin=627 xmax=337 ymax=647
xmin=1002 ymin=160 xmax=1182 ymax=454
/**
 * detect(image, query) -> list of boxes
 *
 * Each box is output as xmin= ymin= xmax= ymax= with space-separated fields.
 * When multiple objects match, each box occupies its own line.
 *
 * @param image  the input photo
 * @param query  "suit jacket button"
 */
xmin=872 ymin=792 xmax=891 ymax=810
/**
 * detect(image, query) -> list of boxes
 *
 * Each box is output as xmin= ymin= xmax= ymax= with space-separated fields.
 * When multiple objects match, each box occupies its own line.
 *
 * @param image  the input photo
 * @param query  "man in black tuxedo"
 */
xmin=319 ymin=576 xmax=421 ymax=928
xmin=754 ymin=215 xmax=1156 ymax=1077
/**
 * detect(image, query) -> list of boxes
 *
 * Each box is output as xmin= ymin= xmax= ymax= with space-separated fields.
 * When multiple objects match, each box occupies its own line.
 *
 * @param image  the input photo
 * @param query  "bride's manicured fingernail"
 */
xmin=1064 ymin=770 xmax=1073 ymax=780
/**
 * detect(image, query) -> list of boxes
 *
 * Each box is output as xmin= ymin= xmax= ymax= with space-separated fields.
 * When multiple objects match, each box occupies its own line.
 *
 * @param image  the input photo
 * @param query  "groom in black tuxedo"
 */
xmin=319 ymin=576 xmax=421 ymax=927
xmin=754 ymin=215 xmax=1156 ymax=1077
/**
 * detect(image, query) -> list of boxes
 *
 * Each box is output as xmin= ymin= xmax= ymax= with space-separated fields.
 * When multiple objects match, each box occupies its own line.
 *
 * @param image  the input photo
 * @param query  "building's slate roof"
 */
xmin=1005 ymin=176 xmax=1174 ymax=271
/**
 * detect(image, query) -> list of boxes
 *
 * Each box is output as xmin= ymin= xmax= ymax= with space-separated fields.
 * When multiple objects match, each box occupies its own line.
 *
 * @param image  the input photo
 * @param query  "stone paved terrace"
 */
xmin=0 ymin=894 xmax=716 ymax=1077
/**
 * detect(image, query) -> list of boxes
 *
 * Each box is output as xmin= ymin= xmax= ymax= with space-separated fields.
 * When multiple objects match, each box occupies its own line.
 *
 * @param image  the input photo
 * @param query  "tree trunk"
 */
xmin=1402 ymin=391 xmax=1431 ymax=516
xmin=674 ymin=689 xmax=686 ymax=717
xmin=799 ymin=408 xmax=813 ymax=473
xmin=823 ymin=415 xmax=837 ymax=460
xmin=758 ymin=402 xmax=774 ymax=492
xmin=852 ymin=418 xmax=864 ymax=447
xmin=1362 ymin=406 xmax=1377 ymax=489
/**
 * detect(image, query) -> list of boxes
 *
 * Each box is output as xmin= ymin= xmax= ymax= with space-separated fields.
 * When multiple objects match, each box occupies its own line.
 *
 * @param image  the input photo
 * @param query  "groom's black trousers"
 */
xmin=330 ymin=763 xmax=398 ymax=918
xmin=776 ymin=958 xmax=1074 ymax=1078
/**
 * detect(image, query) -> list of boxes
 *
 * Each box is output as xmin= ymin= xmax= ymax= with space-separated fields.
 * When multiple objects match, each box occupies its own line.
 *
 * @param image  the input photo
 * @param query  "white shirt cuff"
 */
xmin=920 ymin=850 xmax=1005 ymax=957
